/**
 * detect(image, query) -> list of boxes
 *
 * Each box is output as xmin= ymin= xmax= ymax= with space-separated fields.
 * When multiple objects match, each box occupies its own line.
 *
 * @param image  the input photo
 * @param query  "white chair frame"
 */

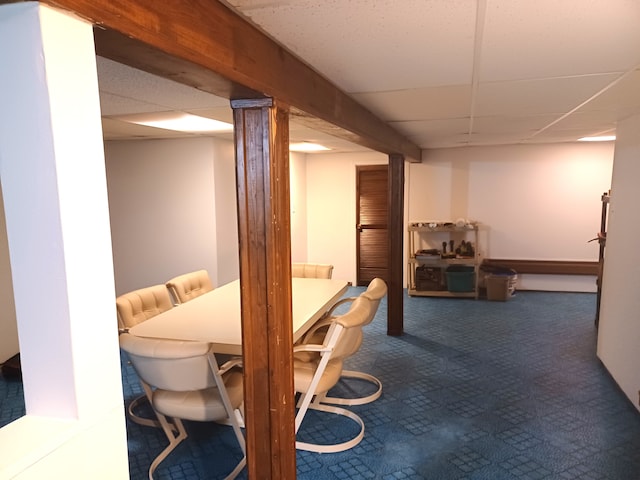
xmin=293 ymin=298 xmax=371 ymax=453
xmin=119 ymin=334 xmax=246 ymax=480
xmin=301 ymin=278 xmax=387 ymax=407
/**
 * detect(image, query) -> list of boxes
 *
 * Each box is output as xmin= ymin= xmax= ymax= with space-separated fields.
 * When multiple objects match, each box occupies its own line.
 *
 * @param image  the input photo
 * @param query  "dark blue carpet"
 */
xmin=2 ymin=289 xmax=640 ymax=479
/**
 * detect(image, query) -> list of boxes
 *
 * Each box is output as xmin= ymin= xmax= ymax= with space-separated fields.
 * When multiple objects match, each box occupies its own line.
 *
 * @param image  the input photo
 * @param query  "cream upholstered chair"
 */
xmin=291 ymin=263 xmax=334 ymax=279
xmin=166 ymin=269 xmax=214 ymax=304
xmin=301 ymin=277 xmax=387 ymax=406
xmin=116 ymin=284 xmax=175 ymax=427
xmin=116 ymin=284 xmax=174 ymax=333
xmin=119 ymin=334 xmax=246 ymax=480
xmin=293 ymin=295 xmax=372 ymax=453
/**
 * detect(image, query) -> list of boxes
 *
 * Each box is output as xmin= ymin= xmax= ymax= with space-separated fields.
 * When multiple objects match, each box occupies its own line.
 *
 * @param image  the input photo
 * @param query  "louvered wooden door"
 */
xmin=356 ymin=165 xmax=388 ymax=286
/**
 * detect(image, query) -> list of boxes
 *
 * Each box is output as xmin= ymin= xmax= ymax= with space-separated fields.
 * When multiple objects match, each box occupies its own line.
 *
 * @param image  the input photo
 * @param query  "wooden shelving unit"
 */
xmin=407 ymin=222 xmax=481 ymax=298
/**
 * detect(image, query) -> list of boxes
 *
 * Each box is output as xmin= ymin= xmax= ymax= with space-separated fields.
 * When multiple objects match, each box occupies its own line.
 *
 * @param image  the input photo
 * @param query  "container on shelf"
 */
xmin=445 ymin=265 xmax=475 ymax=292
xmin=415 ymin=265 xmax=444 ymax=291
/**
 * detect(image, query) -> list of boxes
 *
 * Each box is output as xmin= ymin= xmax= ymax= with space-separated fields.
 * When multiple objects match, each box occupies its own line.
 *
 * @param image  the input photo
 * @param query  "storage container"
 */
xmin=415 ymin=266 xmax=443 ymax=291
xmin=485 ymin=271 xmax=517 ymax=301
xmin=445 ymin=265 xmax=475 ymax=292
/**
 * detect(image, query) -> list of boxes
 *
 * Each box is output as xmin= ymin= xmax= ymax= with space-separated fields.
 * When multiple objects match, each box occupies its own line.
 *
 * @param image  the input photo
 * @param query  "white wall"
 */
xmin=306 ymin=151 xmax=388 ymax=283
xmin=212 ymin=139 xmax=239 ymax=285
xmin=412 ymin=143 xmax=614 ymax=291
xmin=305 ymin=143 xmax=613 ymax=291
xmin=290 ymin=152 xmax=308 ymax=262
xmin=105 ymin=137 xmax=235 ymax=294
xmin=105 ymin=138 xmax=311 ymax=293
xmin=597 ymin=113 xmax=640 ymax=411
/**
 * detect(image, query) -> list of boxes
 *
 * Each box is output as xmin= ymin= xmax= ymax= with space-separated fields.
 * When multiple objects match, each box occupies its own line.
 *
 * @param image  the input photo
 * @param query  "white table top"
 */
xmin=129 ymin=277 xmax=349 ymax=354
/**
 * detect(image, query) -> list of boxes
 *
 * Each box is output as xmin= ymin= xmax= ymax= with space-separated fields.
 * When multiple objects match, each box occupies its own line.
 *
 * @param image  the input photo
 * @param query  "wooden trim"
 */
xmin=42 ymin=0 xmax=421 ymax=161
xmin=387 ymin=155 xmax=404 ymax=336
xmin=232 ymin=98 xmax=296 ymax=479
xmin=482 ymin=259 xmax=598 ymax=276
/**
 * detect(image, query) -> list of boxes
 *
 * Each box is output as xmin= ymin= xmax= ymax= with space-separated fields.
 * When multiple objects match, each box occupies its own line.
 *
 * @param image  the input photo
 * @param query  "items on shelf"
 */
xmin=408 ymin=220 xmax=481 ymax=298
xmin=415 ymin=265 xmax=444 ymax=291
xmin=410 ymin=220 xmax=478 ymax=230
xmin=415 ymin=239 xmax=475 ymax=260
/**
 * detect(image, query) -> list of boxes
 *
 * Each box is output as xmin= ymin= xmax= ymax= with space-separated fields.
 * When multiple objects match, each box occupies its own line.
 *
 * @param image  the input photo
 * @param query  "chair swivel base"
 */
xmin=320 ymin=371 xmax=382 ymax=406
xmin=149 ymin=415 xmax=246 ymax=480
xmin=127 ymin=394 xmax=161 ymax=428
xmin=295 ymin=403 xmax=365 ymax=453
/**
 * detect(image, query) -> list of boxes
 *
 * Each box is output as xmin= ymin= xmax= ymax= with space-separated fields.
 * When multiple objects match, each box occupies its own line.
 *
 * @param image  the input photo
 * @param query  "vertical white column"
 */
xmin=598 ymin=113 xmax=640 ymax=410
xmin=0 ymin=3 xmax=123 ymax=421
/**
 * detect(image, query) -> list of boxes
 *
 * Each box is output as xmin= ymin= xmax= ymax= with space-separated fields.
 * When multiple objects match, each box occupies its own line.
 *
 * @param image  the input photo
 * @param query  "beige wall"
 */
xmin=306 ymin=142 xmax=614 ymax=290
xmin=414 ymin=143 xmax=614 ymax=291
xmin=105 ymin=137 xmax=231 ymax=295
xmin=104 ymin=139 xmax=614 ymax=292
xmin=306 ymin=152 xmax=389 ymax=283
xmin=212 ymin=139 xmax=240 ymax=285
xmin=104 ymin=140 xmax=309 ymax=294
xmin=290 ymin=151 xmax=308 ymax=262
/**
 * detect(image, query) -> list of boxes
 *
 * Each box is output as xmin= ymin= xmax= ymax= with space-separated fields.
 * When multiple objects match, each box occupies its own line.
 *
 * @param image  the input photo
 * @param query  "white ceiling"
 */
xmin=99 ymin=0 xmax=640 ymax=152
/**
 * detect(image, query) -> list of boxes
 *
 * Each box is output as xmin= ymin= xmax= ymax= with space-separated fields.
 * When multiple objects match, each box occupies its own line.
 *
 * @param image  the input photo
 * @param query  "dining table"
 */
xmin=129 ymin=277 xmax=349 ymax=354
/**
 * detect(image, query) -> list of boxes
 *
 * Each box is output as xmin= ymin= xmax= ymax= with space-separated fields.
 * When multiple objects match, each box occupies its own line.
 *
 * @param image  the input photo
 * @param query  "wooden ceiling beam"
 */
xmin=40 ymin=0 xmax=421 ymax=161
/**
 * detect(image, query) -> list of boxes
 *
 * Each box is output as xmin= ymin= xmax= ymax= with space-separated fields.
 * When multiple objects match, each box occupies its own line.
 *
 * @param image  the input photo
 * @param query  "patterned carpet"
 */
xmin=3 ymin=289 xmax=640 ymax=479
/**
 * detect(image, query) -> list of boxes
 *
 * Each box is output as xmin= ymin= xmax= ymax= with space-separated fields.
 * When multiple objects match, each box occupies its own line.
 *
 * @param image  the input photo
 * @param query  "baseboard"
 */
xmin=483 ymin=259 xmax=599 ymax=276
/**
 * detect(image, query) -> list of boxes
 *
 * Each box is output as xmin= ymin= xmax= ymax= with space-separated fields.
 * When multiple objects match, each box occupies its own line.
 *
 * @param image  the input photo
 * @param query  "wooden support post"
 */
xmin=231 ymin=98 xmax=296 ymax=480
xmin=387 ymin=154 xmax=405 ymax=336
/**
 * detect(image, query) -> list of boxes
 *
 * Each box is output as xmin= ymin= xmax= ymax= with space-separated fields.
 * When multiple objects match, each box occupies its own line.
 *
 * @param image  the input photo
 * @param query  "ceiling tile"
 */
xmin=230 ymin=0 xmax=477 ymax=92
xmin=579 ymin=69 xmax=640 ymax=116
xmin=101 ymin=118 xmax=201 ymax=140
xmin=352 ymin=84 xmax=472 ymax=121
xmin=97 ymin=57 xmax=228 ymax=113
xmin=473 ymin=115 xmax=561 ymax=135
xmin=480 ymin=0 xmax=640 ymax=81
xmin=96 ymin=1 xmax=640 ymax=150
xmin=99 ymin=91 xmax=165 ymax=116
xmin=391 ymin=118 xmax=472 ymax=148
xmin=475 ymin=73 xmax=621 ymax=116
xmin=184 ymin=106 xmax=234 ymax=124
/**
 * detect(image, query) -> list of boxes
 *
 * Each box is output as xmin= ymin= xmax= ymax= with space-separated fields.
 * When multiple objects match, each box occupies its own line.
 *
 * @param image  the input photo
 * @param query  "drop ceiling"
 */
xmin=99 ymin=0 xmax=640 ymax=153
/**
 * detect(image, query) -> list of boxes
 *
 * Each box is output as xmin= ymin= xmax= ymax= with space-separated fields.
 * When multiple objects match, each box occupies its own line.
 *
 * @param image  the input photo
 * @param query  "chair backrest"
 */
xmin=293 ymin=296 xmax=372 ymax=396
xmin=292 ymin=263 xmax=334 ymax=279
xmin=361 ymin=277 xmax=387 ymax=325
xmin=119 ymin=333 xmax=217 ymax=392
xmin=166 ymin=269 xmax=214 ymax=304
xmin=116 ymin=284 xmax=173 ymax=330
xmin=331 ymin=296 xmax=373 ymax=360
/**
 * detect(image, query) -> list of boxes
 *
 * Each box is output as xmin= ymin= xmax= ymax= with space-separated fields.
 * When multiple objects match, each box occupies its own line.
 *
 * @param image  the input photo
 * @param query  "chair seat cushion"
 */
xmin=152 ymin=371 xmax=243 ymax=422
xmin=293 ymin=358 xmax=343 ymax=394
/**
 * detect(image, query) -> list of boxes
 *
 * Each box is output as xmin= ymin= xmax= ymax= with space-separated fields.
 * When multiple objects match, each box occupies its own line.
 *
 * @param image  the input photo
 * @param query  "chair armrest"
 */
xmin=323 ymin=296 xmax=357 ymax=318
xmin=219 ymin=356 xmax=244 ymax=374
xmin=301 ymin=317 xmax=334 ymax=344
xmin=293 ymin=343 xmax=329 ymax=354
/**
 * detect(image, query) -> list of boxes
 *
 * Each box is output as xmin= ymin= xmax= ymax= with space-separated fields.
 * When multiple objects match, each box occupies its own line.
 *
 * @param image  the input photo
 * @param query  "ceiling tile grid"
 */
xmin=100 ymin=0 xmax=640 ymax=149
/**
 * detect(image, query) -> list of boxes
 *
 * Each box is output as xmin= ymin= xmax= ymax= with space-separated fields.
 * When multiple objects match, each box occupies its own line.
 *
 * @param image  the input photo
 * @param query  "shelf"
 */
xmin=407 ymin=220 xmax=481 ymax=299
xmin=410 ymin=257 xmax=476 ymax=265
xmin=407 ymin=289 xmax=476 ymax=298
xmin=408 ymin=225 xmax=478 ymax=233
